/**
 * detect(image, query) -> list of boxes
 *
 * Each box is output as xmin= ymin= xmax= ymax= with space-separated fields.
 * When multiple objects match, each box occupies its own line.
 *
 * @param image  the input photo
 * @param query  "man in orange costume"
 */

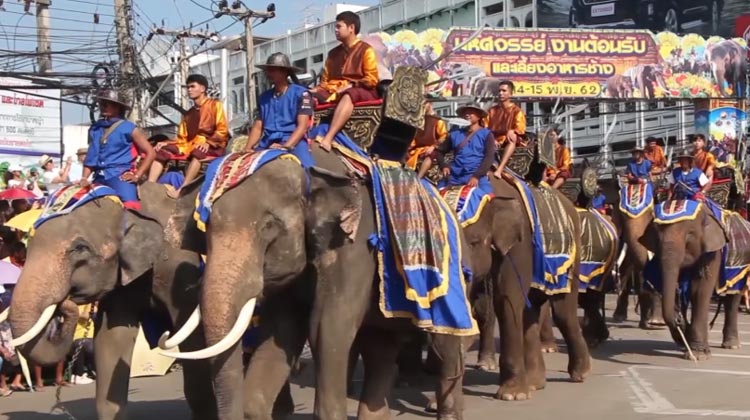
xmin=486 ymin=81 xmax=526 ymax=178
xmin=644 ymin=136 xmax=667 ymax=175
xmin=692 ymin=133 xmax=716 ymax=191
xmin=147 ymin=74 xmax=228 ymax=196
xmin=406 ymin=102 xmax=448 ymax=171
xmin=311 ymin=11 xmax=379 ymax=151
xmin=545 ymin=130 xmax=572 ymax=189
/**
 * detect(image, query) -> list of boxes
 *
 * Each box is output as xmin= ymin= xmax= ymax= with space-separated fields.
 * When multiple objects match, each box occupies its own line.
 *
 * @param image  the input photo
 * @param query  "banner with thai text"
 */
xmin=363 ymin=27 xmax=747 ymax=100
xmin=0 ymin=77 xmax=62 ymax=168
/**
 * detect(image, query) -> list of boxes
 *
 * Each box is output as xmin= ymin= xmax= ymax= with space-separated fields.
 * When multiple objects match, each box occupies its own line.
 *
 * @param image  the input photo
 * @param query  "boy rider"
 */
xmin=311 ymin=11 xmax=379 ymax=151
xmin=147 ymin=74 xmax=228 ymax=197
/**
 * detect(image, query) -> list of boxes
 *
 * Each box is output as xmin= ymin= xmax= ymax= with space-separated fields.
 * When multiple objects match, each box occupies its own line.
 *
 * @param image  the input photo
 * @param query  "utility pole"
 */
xmin=114 ymin=0 xmax=140 ymax=122
xmin=35 ymin=0 xmax=51 ymax=73
xmin=149 ymin=27 xmax=219 ymax=109
xmin=216 ymin=1 xmax=276 ymax=116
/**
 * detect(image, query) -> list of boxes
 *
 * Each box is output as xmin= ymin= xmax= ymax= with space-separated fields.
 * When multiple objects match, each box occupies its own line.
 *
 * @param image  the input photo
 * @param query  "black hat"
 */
xmin=456 ymin=103 xmax=488 ymax=119
xmin=96 ymin=89 xmax=130 ymax=109
xmin=256 ymin=53 xmax=303 ymax=74
xmin=186 ymin=74 xmax=209 ymax=88
xmin=676 ymin=149 xmax=695 ymax=161
xmin=631 ymin=146 xmax=645 ymax=153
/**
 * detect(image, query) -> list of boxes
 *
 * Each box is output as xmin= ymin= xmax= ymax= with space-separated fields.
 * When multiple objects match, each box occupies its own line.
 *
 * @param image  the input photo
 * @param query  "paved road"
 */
xmin=3 ymin=295 xmax=750 ymax=419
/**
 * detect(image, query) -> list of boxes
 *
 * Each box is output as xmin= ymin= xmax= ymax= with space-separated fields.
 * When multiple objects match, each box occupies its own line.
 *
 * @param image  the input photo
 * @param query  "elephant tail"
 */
xmin=709 ymin=298 xmax=723 ymax=330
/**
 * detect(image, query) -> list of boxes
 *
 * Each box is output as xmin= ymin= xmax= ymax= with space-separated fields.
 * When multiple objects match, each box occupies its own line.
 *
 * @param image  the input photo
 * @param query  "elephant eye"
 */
xmin=68 ymin=239 xmax=91 ymax=255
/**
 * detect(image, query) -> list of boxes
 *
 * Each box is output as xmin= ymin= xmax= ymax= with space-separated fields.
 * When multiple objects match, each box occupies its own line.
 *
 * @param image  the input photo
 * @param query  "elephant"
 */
xmin=611 ymin=185 xmax=662 ymax=328
xmin=471 ymin=76 xmax=502 ymax=99
xmin=6 ymin=182 xmax=217 ymax=420
xmin=706 ymin=40 xmax=746 ymax=98
xmin=605 ymin=75 xmax=633 ymax=99
xmin=460 ymin=177 xmax=592 ymax=401
xmin=623 ymin=64 xmax=667 ymax=99
xmin=641 ymin=202 xmax=748 ymax=359
xmin=471 ymin=204 xmax=617 ymax=370
xmin=162 ymin=145 xmax=469 ymax=420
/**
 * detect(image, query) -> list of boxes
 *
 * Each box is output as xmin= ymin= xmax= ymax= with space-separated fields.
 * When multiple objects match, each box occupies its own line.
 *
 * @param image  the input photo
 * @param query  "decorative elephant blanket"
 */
xmin=504 ymin=174 xmax=577 ymax=295
xmin=438 ymin=184 xmax=493 ymax=228
xmin=646 ymin=202 xmax=748 ymax=296
xmin=577 ymin=208 xmax=617 ymax=292
xmin=718 ymin=211 xmax=750 ymax=295
xmin=32 ymin=184 xmax=121 ymax=233
xmin=313 ymin=123 xmax=478 ymax=336
xmin=618 ymin=181 xmax=654 ymax=218
xmin=193 ymin=150 xmax=301 ymax=232
xmin=654 ymin=199 xmax=703 ymax=224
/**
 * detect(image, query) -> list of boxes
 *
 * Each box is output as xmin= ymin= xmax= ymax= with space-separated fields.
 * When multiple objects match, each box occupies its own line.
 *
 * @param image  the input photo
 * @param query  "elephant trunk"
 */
xmin=712 ymin=61 xmax=729 ymax=97
xmin=8 ymin=260 xmax=78 ymax=366
xmin=659 ymin=242 xmax=685 ymax=336
xmin=202 ymin=231 xmax=265 ymax=420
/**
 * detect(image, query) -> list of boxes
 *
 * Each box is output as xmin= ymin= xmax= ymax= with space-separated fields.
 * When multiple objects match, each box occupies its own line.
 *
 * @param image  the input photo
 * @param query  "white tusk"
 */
xmin=159 ymin=298 xmax=256 ymax=360
xmin=617 ymin=243 xmax=628 ymax=267
xmin=158 ymin=306 xmax=201 ymax=350
xmin=0 ymin=307 xmax=8 ymax=323
xmin=647 ymin=250 xmax=654 ymax=261
xmin=11 ymin=304 xmax=57 ymax=347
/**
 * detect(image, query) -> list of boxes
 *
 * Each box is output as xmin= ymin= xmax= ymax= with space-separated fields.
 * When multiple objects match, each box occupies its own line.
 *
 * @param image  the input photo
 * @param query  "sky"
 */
xmin=0 ymin=0 xmax=379 ymax=125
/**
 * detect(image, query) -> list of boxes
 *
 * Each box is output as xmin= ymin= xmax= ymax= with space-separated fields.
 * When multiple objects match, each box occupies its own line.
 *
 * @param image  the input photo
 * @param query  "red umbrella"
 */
xmin=0 ymin=188 xmax=37 ymax=201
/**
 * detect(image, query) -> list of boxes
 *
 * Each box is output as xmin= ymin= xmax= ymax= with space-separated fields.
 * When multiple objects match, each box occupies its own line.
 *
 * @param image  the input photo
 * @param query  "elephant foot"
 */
xmin=721 ymin=338 xmax=741 ymax=350
xmin=540 ymin=342 xmax=558 ymax=353
xmin=424 ymin=394 xmax=437 ymax=413
xmin=495 ymin=380 xmax=531 ymax=401
xmin=569 ymin=357 xmax=592 ymax=383
xmin=527 ymin=371 xmax=546 ymax=392
xmin=583 ymin=326 xmax=610 ymax=349
xmin=612 ymin=311 xmax=628 ymax=323
xmin=648 ymin=317 xmax=666 ymax=327
xmin=475 ymin=354 xmax=497 ymax=371
xmin=684 ymin=348 xmax=711 ymax=361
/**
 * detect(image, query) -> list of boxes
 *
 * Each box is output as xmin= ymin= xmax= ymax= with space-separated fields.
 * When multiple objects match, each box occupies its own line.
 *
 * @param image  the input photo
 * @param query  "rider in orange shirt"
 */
xmin=644 ymin=136 xmax=667 ymax=176
xmin=310 ymin=12 xmax=379 ymax=151
xmin=485 ymin=81 xmax=526 ymax=178
xmin=545 ymin=130 xmax=571 ymax=189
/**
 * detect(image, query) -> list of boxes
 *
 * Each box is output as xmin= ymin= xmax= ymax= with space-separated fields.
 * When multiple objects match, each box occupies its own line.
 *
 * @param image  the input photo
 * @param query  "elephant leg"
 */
xmin=180 ymin=328 xmax=219 ymax=420
xmin=272 ymin=381 xmax=295 ymax=420
xmin=612 ymin=270 xmax=630 ymax=323
xmin=310 ymin=247 xmax=373 ymax=420
xmin=523 ymin=303 xmax=546 ymax=392
xmin=495 ymin=250 xmax=531 ymax=401
xmin=687 ymin=254 xmax=721 ymax=360
xmin=429 ymin=333 xmax=465 ymax=420
xmin=93 ymin=281 xmax=149 ymax=420
xmin=580 ymin=291 xmax=609 ymax=349
xmin=356 ymin=328 xmax=401 ymax=420
xmin=549 ymin=288 xmax=592 ymax=382
xmin=347 ymin=337 xmax=361 ymax=396
xmin=721 ymin=293 xmax=741 ymax=350
xmin=539 ymin=301 xmax=558 ymax=353
xmin=395 ymin=332 xmax=426 ymax=386
xmin=473 ymin=289 xmax=498 ymax=370
xmin=244 ymin=292 xmax=308 ymax=420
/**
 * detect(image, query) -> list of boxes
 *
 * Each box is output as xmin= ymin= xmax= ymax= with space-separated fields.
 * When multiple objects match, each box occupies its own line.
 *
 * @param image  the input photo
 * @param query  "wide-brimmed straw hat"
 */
xmin=631 ymin=146 xmax=645 ymax=154
xmin=256 ymin=53 xmax=303 ymax=74
xmin=38 ymin=154 xmax=53 ymax=167
xmin=456 ymin=103 xmax=488 ymax=119
xmin=96 ymin=89 xmax=131 ymax=109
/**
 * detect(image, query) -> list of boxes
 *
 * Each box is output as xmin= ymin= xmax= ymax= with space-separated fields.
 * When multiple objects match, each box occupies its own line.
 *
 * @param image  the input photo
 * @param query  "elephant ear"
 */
xmin=702 ymin=212 xmax=727 ymax=254
xmin=119 ymin=211 xmax=163 ymax=286
xmin=638 ymin=221 xmax=659 ymax=254
xmin=164 ymin=175 xmax=206 ymax=255
xmin=490 ymin=198 xmax=524 ymax=256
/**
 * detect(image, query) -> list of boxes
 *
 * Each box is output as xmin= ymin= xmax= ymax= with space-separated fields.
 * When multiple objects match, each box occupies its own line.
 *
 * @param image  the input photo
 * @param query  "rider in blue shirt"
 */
xmin=667 ymin=153 xmax=709 ymax=201
xmin=244 ymin=53 xmax=314 ymax=168
xmin=625 ymin=146 xmax=652 ymax=184
xmin=80 ymin=90 xmax=156 ymax=210
xmin=431 ymin=103 xmax=496 ymax=192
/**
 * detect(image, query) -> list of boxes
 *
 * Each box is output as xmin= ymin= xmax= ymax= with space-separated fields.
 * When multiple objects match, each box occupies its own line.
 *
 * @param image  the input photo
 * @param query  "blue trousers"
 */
xmin=257 ymin=135 xmax=314 ymax=168
xmin=94 ymin=173 xmax=139 ymax=210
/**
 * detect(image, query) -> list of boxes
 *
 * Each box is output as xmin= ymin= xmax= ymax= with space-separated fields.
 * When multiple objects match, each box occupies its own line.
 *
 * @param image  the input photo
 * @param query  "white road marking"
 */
xmin=623 ymin=365 xmax=750 ymax=417
xmin=655 ymin=349 xmax=750 ymax=359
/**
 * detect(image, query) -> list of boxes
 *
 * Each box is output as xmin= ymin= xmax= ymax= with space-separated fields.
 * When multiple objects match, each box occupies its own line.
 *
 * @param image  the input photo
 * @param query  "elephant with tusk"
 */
xmin=7 ymin=182 xmax=217 ymax=420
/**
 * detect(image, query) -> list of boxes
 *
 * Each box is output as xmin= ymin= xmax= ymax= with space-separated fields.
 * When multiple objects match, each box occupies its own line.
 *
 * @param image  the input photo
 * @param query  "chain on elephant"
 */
xmin=52 ymin=310 xmax=93 ymax=420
